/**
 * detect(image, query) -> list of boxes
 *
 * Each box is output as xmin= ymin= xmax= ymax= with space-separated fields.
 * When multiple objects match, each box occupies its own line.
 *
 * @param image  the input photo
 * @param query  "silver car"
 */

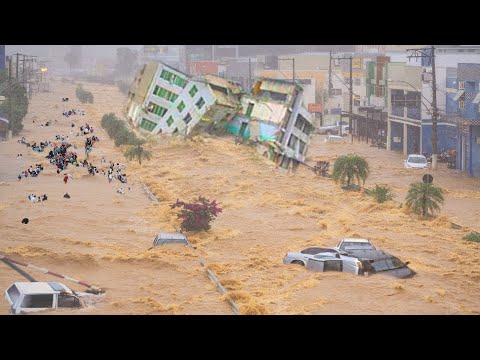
xmin=305 ymin=254 xmax=372 ymax=276
xmin=283 ymin=247 xmax=347 ymax=266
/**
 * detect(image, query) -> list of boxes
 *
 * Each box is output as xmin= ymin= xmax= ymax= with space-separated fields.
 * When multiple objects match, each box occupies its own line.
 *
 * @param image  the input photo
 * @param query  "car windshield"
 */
xmin=408 ymin=156 xmax=426 ymax=164
xmin=341 ymin=242 xmax=375 ymax=250
xmin=372 ymin=257 xmax=405 ymax=271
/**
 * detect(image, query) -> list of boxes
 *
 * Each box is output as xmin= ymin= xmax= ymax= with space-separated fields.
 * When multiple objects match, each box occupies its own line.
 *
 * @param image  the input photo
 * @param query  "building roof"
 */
xmin=257 ymin=77 xmax=297 ymax=94
xmin=199 ymin=74 xmax=242 ymax=108
xmin=14 ymin=282 xmax=72 ymax=295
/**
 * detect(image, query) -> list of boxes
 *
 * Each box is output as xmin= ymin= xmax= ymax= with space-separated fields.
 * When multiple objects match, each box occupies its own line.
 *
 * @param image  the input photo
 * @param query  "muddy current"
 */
xmin=0 ymin=79 xmax=479 ymax=315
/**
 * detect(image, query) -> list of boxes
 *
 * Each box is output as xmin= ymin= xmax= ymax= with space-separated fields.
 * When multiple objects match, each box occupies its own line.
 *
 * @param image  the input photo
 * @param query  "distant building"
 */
xmin=125 ymin=62 xmax=241 ymax=136
xmin=227 ymin=78 xmax=315 ymax=169
xmin=0 ymin=45 xmax=5 ymax=70
xmin=0 ymin=117 xmax=9 ymax=140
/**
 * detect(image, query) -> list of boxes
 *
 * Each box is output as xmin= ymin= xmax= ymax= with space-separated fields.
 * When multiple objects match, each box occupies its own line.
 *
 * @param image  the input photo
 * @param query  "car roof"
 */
xmin=408 ymin=154 xmax=425 ymax=158
xmin=342 ymin=238 xmax=371 ymax=243
xmin=12 ymin=282 xmax=72 ymax=295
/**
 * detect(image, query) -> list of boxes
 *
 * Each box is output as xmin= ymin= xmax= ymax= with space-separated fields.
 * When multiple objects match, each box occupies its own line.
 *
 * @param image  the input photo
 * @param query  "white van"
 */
xmin=5 ymin=282 xmax=82 ymax=314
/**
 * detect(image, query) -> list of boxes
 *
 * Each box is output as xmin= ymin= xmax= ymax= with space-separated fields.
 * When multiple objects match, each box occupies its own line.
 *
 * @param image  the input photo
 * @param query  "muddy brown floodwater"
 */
xmin=1 ymin=79 xmax=479 ymax=315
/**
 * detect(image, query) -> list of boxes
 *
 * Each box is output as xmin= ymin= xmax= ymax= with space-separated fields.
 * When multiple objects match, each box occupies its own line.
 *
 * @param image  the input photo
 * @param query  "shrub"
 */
xmin=332 ymin=154 xmax=369 ymax=189
xmin=463 ymin=231 xmax=480 ymax=243
xmin=405 ymin=182 xmax=445 ymax=217
xmin=364 ymin=184 xmax=395 ymax=203
xmin=170 ymin=197 xmax=223 ymax=232
xmin=313 ymin=161 xmax=330 ymax=177
xmin=76 ymin=85 xmax=94 ymax=104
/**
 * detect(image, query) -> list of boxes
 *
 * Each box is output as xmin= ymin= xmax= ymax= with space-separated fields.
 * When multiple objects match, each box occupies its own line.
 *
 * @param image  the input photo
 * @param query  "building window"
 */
xmin=166 ymin=116 xmax=174 ymax=127
xmin=173 ymin=128 xmax=179 ymax=134
xmin=196 ymin=97 xmax=205 ymax=109
xmin=183 ymin=113 xmax=192 ymax=124
xmin=299 ymin=140 xmax=306 ymax=154
xmin=153 ymin=85 xmax=178 ymax=103
xmin=331 ymin=89 xmax=342 ymax=96
xmin=246 ymin=103 xmax=255 ymax=117
xmin=140 ymin=118 xmax=157 ymax=132
xmin=177 ymin=101 xmax=186 ymax=113
xmin=147 ymin=101 xmax=167 ymax=117
xmin=459 ymin=99 xmax=465 ymax=110
xmin=160 ymin=69 xmax=173 ymax=82
xmin=189 ymin=85 xmax=198 ymax=97
xmin=459 ymin=81 xmax=465 ymax=90
xmin=161 ymin=69 xmax=188 ymax=88
xmin=288 ymin=134 xmax=298 ymax=149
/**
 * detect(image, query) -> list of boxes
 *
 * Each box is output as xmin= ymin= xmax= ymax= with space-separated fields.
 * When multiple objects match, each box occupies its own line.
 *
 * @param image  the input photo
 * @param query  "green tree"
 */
xmin=405 ymin=182 xmax=445 ymax=217
xmin=124 ymin=143 xmax=152 ymax=165
xmin=332 ymin=154 xmax=370 ymax=189
xmin=0 ymin=71 xmax=29 ymax=135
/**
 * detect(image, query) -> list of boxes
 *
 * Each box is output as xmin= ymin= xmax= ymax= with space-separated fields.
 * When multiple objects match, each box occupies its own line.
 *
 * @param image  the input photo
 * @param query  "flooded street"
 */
xmin=1 ymin=79 xmax=479 ymax=314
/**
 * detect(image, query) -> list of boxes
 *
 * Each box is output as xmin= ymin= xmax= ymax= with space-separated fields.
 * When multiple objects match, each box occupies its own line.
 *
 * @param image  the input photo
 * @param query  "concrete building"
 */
xmin=125 ymin=62 xmax=241 ymax=137
xmin=226 ymin=78 xmax=315 ymax=169
xmin=449 ymin=63 xmax=480 ymax=177
xmin=385 ymin=63 xmax=423 ymax=155
xmin=0 ymin=45 xmax=5 ymax=71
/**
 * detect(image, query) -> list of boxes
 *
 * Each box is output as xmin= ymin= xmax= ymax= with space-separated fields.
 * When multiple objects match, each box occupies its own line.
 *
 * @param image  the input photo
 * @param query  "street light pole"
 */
xmin=406 ymin=46 xmax=439 ymax=170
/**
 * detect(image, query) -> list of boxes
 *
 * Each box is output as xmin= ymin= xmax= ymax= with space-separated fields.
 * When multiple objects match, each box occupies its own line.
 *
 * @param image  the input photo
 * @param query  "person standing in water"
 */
xmin=63 ymin=174 xmax=68 ymax=184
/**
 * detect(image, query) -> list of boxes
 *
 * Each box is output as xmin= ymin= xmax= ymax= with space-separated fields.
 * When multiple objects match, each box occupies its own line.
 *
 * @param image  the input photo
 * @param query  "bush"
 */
xmin=76 ymin=85 xmax=94 ymax=104
xmin=364 ymin=184 xmax=395 ymax=203
xmin=405 ymin=182 xmax=445 ymax=217
xmin=332 ymin=154 xmax=369 ymax=189
xmin=170 ymin=197 xmax=223 ymax=232
xmin=313 ymin=161 xmax=330 ymax=177
xmin=463 ymin=231 xmax=480 ymax=243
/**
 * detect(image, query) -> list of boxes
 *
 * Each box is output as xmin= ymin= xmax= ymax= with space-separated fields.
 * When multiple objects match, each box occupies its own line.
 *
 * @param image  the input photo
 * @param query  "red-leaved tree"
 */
xmin=170 ymin=196 xmax=223 ymax=232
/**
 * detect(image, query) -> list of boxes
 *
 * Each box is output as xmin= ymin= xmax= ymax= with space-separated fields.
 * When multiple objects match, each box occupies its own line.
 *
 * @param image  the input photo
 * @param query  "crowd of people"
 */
xmin=79 ymin=124 xmax=94 ymax=135
xmin=63 ymin=109 xmax=85 ymax=117
xmin=46 ymin=142 xmax=77 ymax=173
xmin=84 ymin=136 xmax=99 ymax=158
xmin=18 ymin=164 xmax=44 ymax=180
xmin=28 ymin=194 xmax=48 ymax=203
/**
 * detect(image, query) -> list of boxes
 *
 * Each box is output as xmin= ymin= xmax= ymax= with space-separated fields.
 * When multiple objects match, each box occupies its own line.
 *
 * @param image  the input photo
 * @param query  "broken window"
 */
xmin=166 ymin=116 xmax=174 ymax=127
xmin=147 ymin=102 xmax=167 ymax=117
xmin=183 ymin=113 xmax=192 ymax=124
xmin=196 ymin=97 xmax=205 ymax=109
xmin=21 ymin=294 xmax=54 ymax=308
xmin=259 ymin=90 xmax=288 ymax=102
xmin=173 ymin=128 xmax=179 ymax=134
xmin=58 ymin=295 xmax=80 ymax=308
xmin=209 ymin=84 xmax=228 ymax=95
xmin=140 ymin=118 xmax=157 ymax=132
xmin=246 ymin=103 xmax=255 ymax=117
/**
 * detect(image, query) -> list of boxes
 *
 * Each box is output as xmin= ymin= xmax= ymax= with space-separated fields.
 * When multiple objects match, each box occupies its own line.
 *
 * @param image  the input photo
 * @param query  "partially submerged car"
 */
xmin=283 ymin=246 xmax=347 ymax=266
xmin=335 ymin=238 xmax=376 ymax=252
xmin=5 ymin=282 xmax=83 ymax=314
xmin=324 ymin=135 xmax=344 ymax=143
xmin=404 ymin=154 xmax=429 ymax=169
xmin=305 ymin=253 xmax=375 ymax=276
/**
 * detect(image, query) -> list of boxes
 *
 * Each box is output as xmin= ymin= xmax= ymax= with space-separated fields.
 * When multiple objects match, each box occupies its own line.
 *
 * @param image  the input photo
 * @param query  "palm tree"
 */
xmin=332 ymin=154 xmax=369 ymax=189
xmin=405 ymin=182 xmax=445 ymax=217
xmin=124 ymin=143 xmax=152 ymax=166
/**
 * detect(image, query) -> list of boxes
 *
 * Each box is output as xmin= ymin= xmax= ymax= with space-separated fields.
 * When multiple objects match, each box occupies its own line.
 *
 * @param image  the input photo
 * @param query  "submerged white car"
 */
xmin=324 ymin=135 xmax=344 ymax=143
xmin=5 ymin=282 xmax=83 ymax=314
xmin=404 ymin=154 xmax=429 ymax=169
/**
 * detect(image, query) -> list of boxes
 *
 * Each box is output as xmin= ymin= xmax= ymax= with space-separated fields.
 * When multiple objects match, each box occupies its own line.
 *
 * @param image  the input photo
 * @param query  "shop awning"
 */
xmin=453 ymin=90 xmax=465 ymax=101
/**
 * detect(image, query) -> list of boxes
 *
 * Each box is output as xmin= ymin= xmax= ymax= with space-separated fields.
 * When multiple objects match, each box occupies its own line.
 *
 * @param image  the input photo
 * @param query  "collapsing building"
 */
xmin=226 ymin=78 xmax=315 ymax=169
xmin=124 ymin=62 xmax=241 ymax=136
xmin=124 ymin=64 xmax=315 ymax=169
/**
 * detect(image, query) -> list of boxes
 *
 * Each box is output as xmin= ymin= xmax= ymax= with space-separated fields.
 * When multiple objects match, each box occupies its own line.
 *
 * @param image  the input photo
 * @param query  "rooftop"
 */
xmin=13 ymin=282 xmax=73 ymax=295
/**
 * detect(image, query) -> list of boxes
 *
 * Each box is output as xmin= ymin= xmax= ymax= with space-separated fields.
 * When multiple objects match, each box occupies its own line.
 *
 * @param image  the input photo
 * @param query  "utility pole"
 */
xmin=248 ymin=57 xmax=252 ymax=90
xmin=292 ymin=58 xmax=295 ymax=84
xmin=407 ymin=46 xmax=438 ymax=170
xmin=15 ymin=53 xmax=19 ymax=79
xmin=328 ymin=51 xmax=332 ymax=97
xmin=349 ymin=56 xmax=353 ymax=142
